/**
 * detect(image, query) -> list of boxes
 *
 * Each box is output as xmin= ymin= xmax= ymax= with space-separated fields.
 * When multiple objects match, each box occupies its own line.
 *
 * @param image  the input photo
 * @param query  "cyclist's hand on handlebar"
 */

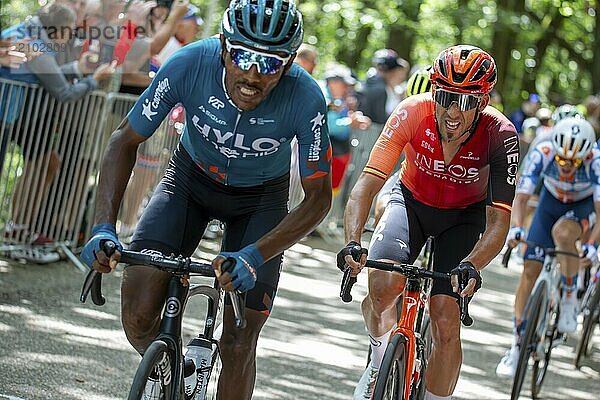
xmin=450 ymin=261 xmax=482 ymax=297
xmin=580 ymin=243 xmax=598 ymax=268
xmin=336 ymin=241 xmax=368 ymax=276
xmin=506 ymin=226 xmax=524 ymax=248
xmin=214 ymin=244 xmax=264 ymax=293
xmin=80 ymin=223 xmax=122 ymax=273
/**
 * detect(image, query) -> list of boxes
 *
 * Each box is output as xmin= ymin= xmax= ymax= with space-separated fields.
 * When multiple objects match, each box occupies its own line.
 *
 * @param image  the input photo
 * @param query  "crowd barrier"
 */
xmin=0 ymin=78 xmax=178 ymax=268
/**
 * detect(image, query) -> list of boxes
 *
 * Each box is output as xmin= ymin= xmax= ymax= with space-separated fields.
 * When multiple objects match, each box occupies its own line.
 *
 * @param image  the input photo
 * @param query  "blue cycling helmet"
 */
xmin=222 ymin=0 xmax=303 ymax=55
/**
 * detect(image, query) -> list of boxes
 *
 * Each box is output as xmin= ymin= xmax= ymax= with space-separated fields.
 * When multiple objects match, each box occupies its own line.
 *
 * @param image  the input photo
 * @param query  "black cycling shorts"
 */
xmin=369 ymin=183 xmax=486 ymax=298
xmin=130 ymin=144 xmax=289 ymax=314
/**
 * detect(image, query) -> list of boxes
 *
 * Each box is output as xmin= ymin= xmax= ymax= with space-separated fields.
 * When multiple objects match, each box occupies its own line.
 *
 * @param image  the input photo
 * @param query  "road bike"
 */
xmin=574 ymin=266 xmax=600 ymax=368
xmin=80 ymin=243 xmax=245 ymax=400
xmin=340 ymin=246 xmax=472 ymax=400
xmin=502 ymin=239 xmax=581 ymax=400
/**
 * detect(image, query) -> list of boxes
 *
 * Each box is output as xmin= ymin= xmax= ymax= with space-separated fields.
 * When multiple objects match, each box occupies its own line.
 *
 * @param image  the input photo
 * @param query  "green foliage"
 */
xmin=2 ymin=0 xmax=598 ymax=112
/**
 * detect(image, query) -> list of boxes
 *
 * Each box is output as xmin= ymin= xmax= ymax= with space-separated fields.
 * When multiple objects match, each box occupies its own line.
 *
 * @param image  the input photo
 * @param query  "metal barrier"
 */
xmin=0 ymin=78 xmax=179 ymax=268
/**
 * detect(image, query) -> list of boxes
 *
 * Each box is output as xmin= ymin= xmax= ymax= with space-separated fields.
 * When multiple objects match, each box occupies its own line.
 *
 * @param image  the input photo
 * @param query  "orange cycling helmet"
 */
xmin=431 ymin=45 xmax=497 ymax=95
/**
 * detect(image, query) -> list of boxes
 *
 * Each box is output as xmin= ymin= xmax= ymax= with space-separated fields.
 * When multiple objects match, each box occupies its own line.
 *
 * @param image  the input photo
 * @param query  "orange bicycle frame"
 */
xmin=391 ymin=282 xmax=425 ymax=400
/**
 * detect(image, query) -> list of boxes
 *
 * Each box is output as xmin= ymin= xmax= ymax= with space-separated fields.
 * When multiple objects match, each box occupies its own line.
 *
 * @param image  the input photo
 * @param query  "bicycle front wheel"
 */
xmin=372 ymin=333 xmax=408 ymax=400
xmin=128 ymin=340 xmax=175 ymax=400
xmin=532 ymin=301 xmax=558 ymax=398
xmin=511 ymin=280 xmax=546 ymax=400
xmin=575 ymin=277 xmax=600 ymax=368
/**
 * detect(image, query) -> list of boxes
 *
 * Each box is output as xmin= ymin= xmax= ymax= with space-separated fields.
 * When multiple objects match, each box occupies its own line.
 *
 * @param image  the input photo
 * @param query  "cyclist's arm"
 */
xmin=93 ymin=47 xmax=190 ymax=224
xmin=343 ymin=98 xmax=417 ymax=242
xmin=463 ymin=205 xmax=511 ymax=270
xmin=510 ymin=192 xmax=530 ymax=228
xmin=93 ymin=120 xmax=148 ymax=225
xmin=255 ymin=174 xmax=331 ymax=261
xmin=344 ymin=173 xmax=386 ymax=243
xmin=463 ymin=123 xmax=517 ymax=269
xmin=587 ymin=200 xmax=600 ymax=246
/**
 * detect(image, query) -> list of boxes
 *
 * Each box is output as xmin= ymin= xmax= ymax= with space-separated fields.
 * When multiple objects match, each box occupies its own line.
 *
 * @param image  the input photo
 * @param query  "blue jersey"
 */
xmin=518 ymin=140 xmax=600 ymax=203
xmin=127 ymin=38 xmax=331 ymax=187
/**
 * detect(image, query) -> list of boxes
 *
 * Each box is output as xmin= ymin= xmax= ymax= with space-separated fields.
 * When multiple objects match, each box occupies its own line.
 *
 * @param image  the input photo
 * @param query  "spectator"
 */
xmin=153 ymin=4 xmax=203 ymax=69
xmin=323 ymin=63 xmax=371 ymax=195
xmin=358 ymin=48 xmax=409 ymax=124
xmin=0 ymin=3 xmax=114 ymax=261
xmin=509 ymin=92 xmax=541 ymax=134
xmin=582 ymin=95 xmax=600 ymax=137
xmin=294 ymin=43 xmax=318 ymax=75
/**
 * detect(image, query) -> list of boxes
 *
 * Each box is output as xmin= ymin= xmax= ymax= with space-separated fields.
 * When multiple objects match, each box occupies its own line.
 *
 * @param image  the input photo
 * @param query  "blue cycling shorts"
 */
xmin=524 ymin=187 xmax=593 ymax=263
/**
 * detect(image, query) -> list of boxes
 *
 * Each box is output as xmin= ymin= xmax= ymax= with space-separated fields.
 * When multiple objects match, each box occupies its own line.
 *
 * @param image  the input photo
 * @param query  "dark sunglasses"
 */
xmin=434 ymin=89 xmax=482 ymax=111
xmin=554 ymin=154 xmax=583 ymax=168
xmin=225 ymin=39 xmax=290 ymax=75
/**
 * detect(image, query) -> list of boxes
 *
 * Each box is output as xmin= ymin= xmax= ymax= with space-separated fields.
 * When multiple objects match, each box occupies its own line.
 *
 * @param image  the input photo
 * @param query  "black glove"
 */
xmin=336 ymin=241 xmax=368 ymax=272
xmin=450 ymin=261 xmax=482 ymax=293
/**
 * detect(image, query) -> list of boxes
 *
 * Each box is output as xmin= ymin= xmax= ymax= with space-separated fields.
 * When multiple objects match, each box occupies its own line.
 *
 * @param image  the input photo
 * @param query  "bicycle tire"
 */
xmin=372 ymin=333 xmax=408 ymax=400
xmin=511 ymin=280 xmax=546 ymax=400
xmin=575 ymin=278 xmax=600 ymax=368
xmin=412 ymin=314 xmax=432 ymax=400
xmin=128 ymin=340 xmax=176 ymax=400
xmin=532 ymin=305 xmax=558 ymax=398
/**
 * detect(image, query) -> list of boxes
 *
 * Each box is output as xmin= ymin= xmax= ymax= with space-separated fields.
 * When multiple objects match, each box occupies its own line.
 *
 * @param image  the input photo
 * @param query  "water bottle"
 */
xmin=184 ymin=337 xmax=212 ymax=399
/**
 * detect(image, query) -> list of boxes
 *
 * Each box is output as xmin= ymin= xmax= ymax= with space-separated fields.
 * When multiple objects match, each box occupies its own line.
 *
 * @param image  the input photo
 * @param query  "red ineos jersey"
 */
xmin=364 ymin=94 xmax=519 ymax=212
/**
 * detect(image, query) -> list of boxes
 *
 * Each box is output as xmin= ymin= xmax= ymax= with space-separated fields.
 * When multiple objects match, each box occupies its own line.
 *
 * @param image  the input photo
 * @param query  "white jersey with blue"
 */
xmin=127 ymin=37 xmax=331 ymax=187
xmin=518 ymin=140 xmax=600 ymax=203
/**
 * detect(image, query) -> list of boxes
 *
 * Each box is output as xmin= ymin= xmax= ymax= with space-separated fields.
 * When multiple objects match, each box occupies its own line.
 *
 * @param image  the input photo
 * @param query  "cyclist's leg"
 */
xmin=353 ymin=186 xmax=426 ymax=399
xmin=515 ymin=189 xmax=560 ymax=333
xmin=426 ymin=219 xmax=483 ymax=397
xmin=122 ymin=148 xmax=210 ymax=354
xmin=552 ymin=197 xmax=593 ymax=332
xmin=216 ymin=176 xmax=289 ymax=400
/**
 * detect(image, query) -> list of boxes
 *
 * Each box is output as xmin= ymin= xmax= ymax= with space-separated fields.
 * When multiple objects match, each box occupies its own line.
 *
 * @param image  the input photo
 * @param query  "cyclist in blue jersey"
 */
xmin=80 ymin=0 xmax=332 ymax=398
xmin=496 ymin=117 xmax=600 ymax=378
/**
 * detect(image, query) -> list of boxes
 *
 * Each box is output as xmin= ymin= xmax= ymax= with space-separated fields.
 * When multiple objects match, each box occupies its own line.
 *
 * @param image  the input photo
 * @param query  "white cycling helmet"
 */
xmin=551 ymin=104 xmax=583 ymax=125
xmin=551 ymin=117 xmax=596 ymax=160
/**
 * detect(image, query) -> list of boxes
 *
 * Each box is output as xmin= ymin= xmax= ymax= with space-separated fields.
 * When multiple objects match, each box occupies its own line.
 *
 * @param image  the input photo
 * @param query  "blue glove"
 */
xmin=80 ymin=223 xmax=122 ymax=269
xmin=506 ymin=226 xmax=525 ymax=244
xmin=219 ymin=244 xmax=264 ymax=293
xmin=581 ymin=243 xmax=598 ymax=266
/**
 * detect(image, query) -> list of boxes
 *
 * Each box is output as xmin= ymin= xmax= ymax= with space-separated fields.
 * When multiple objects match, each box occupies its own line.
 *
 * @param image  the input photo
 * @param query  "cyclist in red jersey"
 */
xmin=337 ymin=45 xmax=519 ymax=400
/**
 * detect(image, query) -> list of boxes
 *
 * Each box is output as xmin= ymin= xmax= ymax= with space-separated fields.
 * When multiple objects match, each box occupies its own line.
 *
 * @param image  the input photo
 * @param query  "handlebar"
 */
xmin=340 ymin=260 xmax=473 ymax=327
xmin=502 ymin=233 xmax=583 ymax=269
xmin=79 ymin=242 xmax=247 ymax=329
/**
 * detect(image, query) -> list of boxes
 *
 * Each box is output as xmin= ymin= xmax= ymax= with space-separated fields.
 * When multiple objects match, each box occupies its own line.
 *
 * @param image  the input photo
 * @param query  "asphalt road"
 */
xmin=0 ymin=236 xmax=598 ymax=400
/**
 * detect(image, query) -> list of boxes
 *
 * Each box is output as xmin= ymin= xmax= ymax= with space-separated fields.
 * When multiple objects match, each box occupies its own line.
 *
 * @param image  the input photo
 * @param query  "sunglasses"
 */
xmin=434 ymin=89 xmax=482 ymax=111
xmin=554 ymin=154 xmax=583 ymax=168
xmin=225 ymin=39 xmax=290 ymax=75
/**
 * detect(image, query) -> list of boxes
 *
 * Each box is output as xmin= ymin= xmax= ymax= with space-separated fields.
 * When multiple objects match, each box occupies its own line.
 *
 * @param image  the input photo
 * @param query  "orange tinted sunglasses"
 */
xmin=554 ymin=154 xmax=582 ymax=168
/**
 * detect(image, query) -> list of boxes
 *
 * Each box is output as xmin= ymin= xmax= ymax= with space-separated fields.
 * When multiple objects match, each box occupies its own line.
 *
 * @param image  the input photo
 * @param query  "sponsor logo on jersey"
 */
xmin=504 ymin=136 xmax=520 ymax=185
xmin=460 ymin=151 xmax=480 ymax=161
xmin=308 ymin=111 xmax=325 ymax=162
xmin=425 ymin=128 xmax=436 ymax=140
xmin=141 ymin=77 xmax=170 ymax=121
xmin=421 ymin=140 xmax=434 ymax=153
xmin=414 ymin=151 xmax=479 ymax=183
xmin=198 ymin=105 xmax=227 ymax=125
xmin=191 ymin=115 xmax=283 ymax=159
xmin=249 ymin=117 xmax=275 ymax=125
xmin=208 ymin=95 xmax=225 ymax=110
